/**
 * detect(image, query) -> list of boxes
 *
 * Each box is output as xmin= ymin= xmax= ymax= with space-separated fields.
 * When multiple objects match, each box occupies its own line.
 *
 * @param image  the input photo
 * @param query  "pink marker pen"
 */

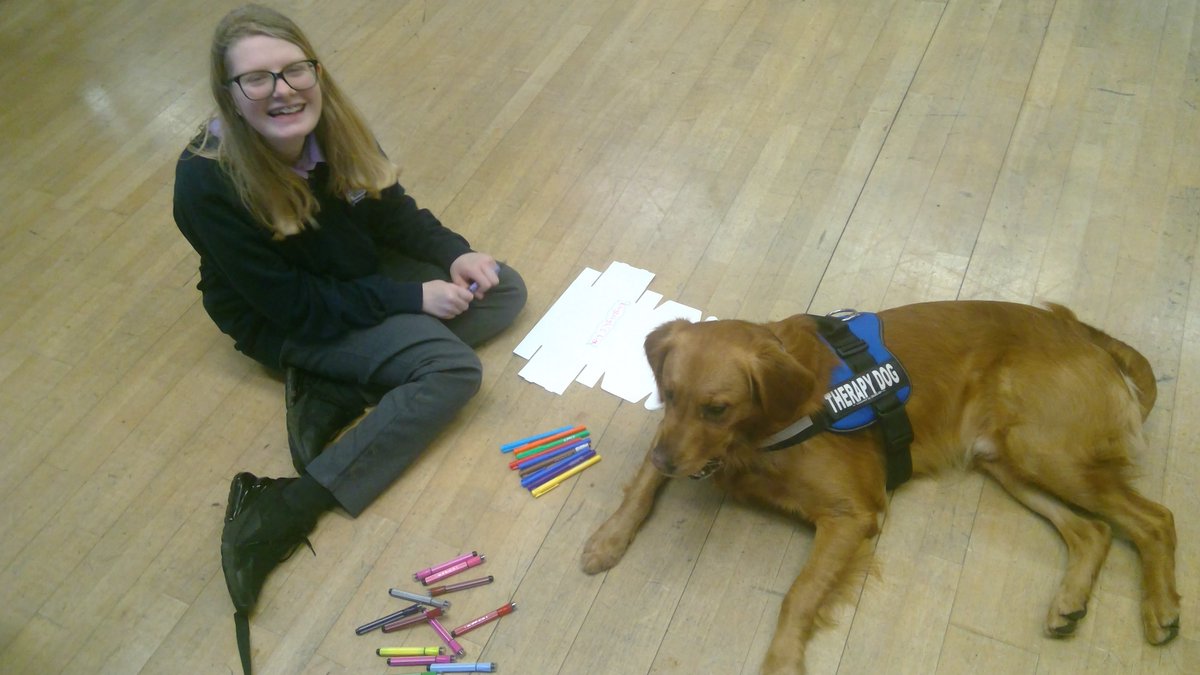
xmin=414 ymin=552 xmax=478 ymax=582
xmin=427 ymin=616 xmax=466 ymax=656
xmin=385 ymin=655 xmax=454 ymax=666
xmin=421 ymin=555 xmax=485 ymax=585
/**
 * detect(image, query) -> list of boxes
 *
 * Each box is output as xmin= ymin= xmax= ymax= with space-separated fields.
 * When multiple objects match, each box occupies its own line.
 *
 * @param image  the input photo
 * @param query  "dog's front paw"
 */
xmin=1143 ymin=599 xmax=1181 ymax=645
xmin=581 ymin=522 xmax=633 ymax=574
xmin=761 ymin=649 xmax=805 ymax=675
xmin=1045 ymin=599 xmax=1088 ymax=637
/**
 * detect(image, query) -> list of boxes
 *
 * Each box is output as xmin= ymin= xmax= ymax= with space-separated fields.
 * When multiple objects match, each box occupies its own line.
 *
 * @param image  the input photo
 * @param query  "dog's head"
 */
xmin=644 ymin=318 xmax=819 ymax=478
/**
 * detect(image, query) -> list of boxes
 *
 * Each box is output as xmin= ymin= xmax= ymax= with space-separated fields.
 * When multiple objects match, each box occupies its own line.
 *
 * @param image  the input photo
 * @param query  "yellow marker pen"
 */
xmin=376 ymin=646 xmax=443 ymax=657
xmin=531 ymin=454 xmax=601 ymax=498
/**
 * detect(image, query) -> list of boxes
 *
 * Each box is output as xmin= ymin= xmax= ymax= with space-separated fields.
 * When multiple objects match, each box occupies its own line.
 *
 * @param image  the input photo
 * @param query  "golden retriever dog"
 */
xmin=581 ymin=300 xmax=1179 ymax=674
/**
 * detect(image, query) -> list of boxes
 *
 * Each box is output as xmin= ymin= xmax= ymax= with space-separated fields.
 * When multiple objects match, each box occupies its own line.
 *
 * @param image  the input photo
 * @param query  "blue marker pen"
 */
xmin=427 ymin=663 xmax=497 ymax=673
xmin=501 ymin=425 xmax=574 ymax=452
xmin=520 ymin=448 xmax=594 ymax=488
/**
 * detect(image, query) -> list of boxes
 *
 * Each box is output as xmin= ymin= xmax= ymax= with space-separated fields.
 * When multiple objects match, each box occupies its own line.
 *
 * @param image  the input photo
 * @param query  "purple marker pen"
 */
xmin=382 ymin=607 xmax=442 ymax=633
xmin=355 ymin=602 xmax=423 ymax=635
xmin=467 ymin=264 xmax=501 ymax=294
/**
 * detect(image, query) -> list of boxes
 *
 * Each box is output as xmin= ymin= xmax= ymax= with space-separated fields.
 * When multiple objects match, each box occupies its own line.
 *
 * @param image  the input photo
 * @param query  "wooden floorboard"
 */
xmin=0 ymin=1 xmax=1196 ymax=673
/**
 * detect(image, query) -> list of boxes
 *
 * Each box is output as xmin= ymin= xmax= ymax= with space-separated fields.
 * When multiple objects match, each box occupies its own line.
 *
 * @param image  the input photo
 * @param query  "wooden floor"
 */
xmin=1 ymin=0 xmax=1197 ymax=672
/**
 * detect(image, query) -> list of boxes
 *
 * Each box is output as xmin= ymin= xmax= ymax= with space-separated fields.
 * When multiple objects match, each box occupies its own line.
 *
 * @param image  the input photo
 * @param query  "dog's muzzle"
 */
xmin=689 ymin=459 xmax=723 ymax=480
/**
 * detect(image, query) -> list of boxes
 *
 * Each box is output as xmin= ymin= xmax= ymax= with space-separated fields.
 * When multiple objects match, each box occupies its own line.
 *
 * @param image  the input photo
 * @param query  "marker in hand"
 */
xmin=467 ymin=264 xmax=502 ymax=293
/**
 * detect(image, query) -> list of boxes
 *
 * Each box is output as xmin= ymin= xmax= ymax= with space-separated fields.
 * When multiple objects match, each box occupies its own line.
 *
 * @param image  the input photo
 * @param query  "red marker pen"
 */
xmin=428 ymin=575 xmax=494 ymax=596
xmin=450 ymin=602 xmax=517 ymax=638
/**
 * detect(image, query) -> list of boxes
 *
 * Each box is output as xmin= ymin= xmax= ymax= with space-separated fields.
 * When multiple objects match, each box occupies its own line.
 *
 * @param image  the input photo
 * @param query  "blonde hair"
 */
xmin=190 ymin=4 xmax=397 ymax=238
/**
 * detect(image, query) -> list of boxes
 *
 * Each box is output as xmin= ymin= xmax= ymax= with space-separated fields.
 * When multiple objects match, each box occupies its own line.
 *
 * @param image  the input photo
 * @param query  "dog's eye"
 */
xmin=702 ymin=404 xmax=728 ymax=420
xmin=663 ymin=389 xmax=675 ymax=403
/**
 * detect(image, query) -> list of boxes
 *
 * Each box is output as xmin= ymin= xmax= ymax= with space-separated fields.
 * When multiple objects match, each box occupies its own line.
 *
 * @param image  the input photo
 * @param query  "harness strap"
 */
xmin=794 ymin=315 xmax=913 ymax=489
xmin=811 ymin=315 xmax=913 ymax=489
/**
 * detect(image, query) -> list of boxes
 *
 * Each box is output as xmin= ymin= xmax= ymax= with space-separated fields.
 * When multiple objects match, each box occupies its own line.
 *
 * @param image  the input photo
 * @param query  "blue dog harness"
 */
xmin=760 ymin=311 xmax=915 ymax=490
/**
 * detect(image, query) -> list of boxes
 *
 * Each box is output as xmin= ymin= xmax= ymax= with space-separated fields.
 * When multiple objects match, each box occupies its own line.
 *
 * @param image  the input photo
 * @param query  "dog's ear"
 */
xmin=749 ymin=341 xmax=817 ymax=426
xmin=644 ymin=319 xmax=688 ymax=384
xmin=765 ymin=314 xmax=818 ymax=356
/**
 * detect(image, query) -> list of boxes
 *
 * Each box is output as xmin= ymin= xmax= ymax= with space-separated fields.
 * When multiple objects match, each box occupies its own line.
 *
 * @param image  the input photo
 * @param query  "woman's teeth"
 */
xmin=269 ymin=104 xmax=304 ymax=117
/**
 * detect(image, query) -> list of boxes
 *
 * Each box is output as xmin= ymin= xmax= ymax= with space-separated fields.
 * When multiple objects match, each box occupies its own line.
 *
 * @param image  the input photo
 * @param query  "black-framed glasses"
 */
xmin=228 ymin=59 xmax=319 ymax=100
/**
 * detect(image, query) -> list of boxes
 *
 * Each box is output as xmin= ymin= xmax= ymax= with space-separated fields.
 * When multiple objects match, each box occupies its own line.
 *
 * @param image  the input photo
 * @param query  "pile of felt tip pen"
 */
xmin=501 ymin=424 xmax=602 ymax=498
xmin=354 ymin=551 xmax=515 ymax=671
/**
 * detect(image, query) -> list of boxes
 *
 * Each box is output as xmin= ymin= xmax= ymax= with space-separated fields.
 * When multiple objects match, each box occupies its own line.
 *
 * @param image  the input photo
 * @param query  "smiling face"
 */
xmin=225 ymin=34 xmax=322 ymax=160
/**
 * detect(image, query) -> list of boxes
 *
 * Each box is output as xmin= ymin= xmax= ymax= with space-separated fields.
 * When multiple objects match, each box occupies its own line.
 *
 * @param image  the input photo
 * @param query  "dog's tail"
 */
xmin=1046 ymin=303 xmax=1158 ymax=420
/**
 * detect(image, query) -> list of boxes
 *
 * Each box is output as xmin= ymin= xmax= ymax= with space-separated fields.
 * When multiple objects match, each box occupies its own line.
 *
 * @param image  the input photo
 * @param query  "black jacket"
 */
xmin=173 ymin=149 xmax=471 ymax=367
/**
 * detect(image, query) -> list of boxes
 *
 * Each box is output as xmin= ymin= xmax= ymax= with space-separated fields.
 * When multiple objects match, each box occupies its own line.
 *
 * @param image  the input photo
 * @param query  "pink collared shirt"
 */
xmin=292 ymin=133 xmax=324 ymax=177
xmin=207 ymin=117 xmax=324 ymax=178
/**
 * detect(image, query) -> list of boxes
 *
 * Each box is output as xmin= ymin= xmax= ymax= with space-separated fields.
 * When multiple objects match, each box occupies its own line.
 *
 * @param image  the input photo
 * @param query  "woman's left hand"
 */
xmin=450 ymin=252 xmax=501 ymax=299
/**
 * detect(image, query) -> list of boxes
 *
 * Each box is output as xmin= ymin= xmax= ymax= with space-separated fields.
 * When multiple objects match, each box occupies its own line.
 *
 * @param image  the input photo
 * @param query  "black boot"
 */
xmin=221 ymin=472 xmax=319 ymax=674
xmin=285 ymin=367 xmax=371 ymax=473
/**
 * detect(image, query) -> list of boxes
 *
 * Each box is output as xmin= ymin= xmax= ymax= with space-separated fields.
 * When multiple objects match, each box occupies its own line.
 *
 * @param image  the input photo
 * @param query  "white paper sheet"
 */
xmin=514 ymin=262 xmax=712 ymax=408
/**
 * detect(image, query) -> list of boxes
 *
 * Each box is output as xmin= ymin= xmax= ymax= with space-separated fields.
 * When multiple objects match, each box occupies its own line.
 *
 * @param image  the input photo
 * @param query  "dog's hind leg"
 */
xmin=762 ymin=513 xmax=879 ymax=675
xmin=984 ymin=428 xmax=1179 ymax=645
xmin=581 ymin=451 xmax=668 ymax=574
xmin=977 ymin=457 xmax=1113 ymax=637
xmin=1060 ymin=471 xmax=1180 ymax=645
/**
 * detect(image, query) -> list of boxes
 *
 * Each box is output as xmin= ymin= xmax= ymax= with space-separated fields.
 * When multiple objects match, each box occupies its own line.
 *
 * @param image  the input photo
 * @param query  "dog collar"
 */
xmin=758 ymin=415 xmax=819 ymax=452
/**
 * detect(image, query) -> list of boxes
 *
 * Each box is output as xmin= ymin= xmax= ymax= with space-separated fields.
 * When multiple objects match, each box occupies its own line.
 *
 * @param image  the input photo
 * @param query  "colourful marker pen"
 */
xmin=421 ymin=554 xmax=485 ymax=585
xmin=507 ymin=424 xmax=585 ymax=453
xmin=382 ymin=607 xmax=442 ymax=633
xmin=377 ymin=646 xmax=444 ymax=657
xmin=389 ymin=588 xmax=452 ymax=609
xmin=512 ymin=429 xmax=590 ymax=460
xmin=427 ymin=616 xmax=465 ymax=656
xmin=519 ymin=448 xmax=588 ymax=486
xmin=355 ymin=603 xmax=424 ymax=635
xmin=511 ymin=437 xmax=586 ymax=471
xmin=387 ymin=655 xmax=455 ymax=666
xmin=531 ymin=454 xmax=602 ymax=498
xmin=450 ymin=602 xmax=517 ymax=638
xmin=427 ymin=663 xmax=497 ymax=673
xmin=500 ymin=425 xmax=573 ymax=452
xmin=428 ymin=575 xmax=494 ymax=596
xmin=415 ymin=552 xmax=478 ymax=582
xmin=521 ymin=449 xmax=596 ymax=489
xmin=514 ymin=439 xmax=590 ymax=473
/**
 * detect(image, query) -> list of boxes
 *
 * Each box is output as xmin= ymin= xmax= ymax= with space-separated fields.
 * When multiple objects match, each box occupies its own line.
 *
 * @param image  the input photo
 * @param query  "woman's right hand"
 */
xmin=421 ymin=280 xmax=474 ymax=319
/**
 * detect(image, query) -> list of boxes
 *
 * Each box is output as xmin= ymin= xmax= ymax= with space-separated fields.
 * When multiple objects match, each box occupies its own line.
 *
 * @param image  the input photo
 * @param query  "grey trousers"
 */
xmin=279 ymin=257 xmax=526 ymax=516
